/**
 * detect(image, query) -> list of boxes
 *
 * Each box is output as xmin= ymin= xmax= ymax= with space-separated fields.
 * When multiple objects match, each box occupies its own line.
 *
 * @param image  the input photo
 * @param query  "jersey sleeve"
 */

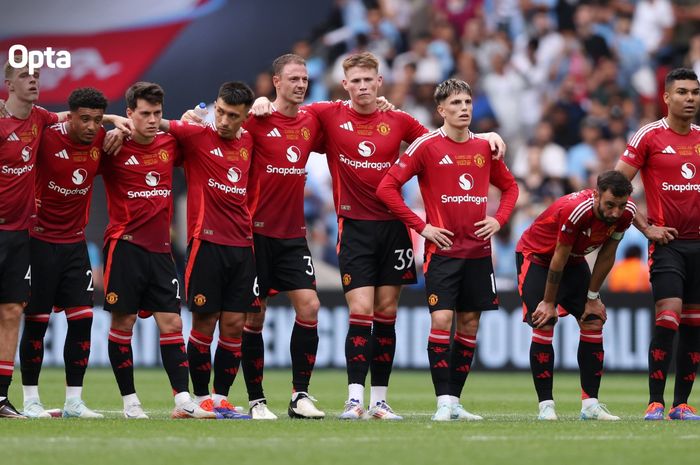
xmin=489 ymin=158 xmax=519 ymax=226
xmin=376 ymin=149 xmax=426 ymax=232
xmin=620 ymin=127 xmax=651 ymax=169
xmin=555 ymin=201 xmax=585 ymax=246
xmin=168 ymin=120 xmax=207 ymax=142
xmin=35 ymin=105 xmax=59 ymax=127
xmin=399 ymin=111 xmax=428 ymax=144
xmin=302 ymin=100 xmax=340 ymax=120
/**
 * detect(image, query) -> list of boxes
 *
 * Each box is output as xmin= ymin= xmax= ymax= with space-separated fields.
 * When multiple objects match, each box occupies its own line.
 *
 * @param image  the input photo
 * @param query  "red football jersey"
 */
xmin=245 ymin=109 xmax=322 ymax=239
xmin=305 ymin=100 xmax=426 ymax=220
xmin=0 ymin=105 xmax=58 ymax=230
xmin=32 ymin=122 xmax=104 ymax=243
xmin=170 ymin=121 xmax=254 ymax=246
xmin=379 ymin=128 xmax=518 ymax=259
xmin=516 ymin=189 xmax=636 ymax=266
xmin=101 ymin=133 xmax=180 ymax=253
xmin=620 ymin=118 xmax=700 ymax=239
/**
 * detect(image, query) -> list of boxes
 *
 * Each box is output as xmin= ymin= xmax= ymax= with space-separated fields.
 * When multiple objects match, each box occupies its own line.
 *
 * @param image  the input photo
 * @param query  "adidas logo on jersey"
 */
xmin=662 ymin=145 xmax=676 ymax=154
xmin=124 ymin=155 xmax=139 ymax=165
xmin=54 ymin=149 xmax=69 ymax=159
xmin=340 ymin=121 xmax=354 ymax=131
xmin=210 ymin=147 xmax=223 ymax=157
xmin=266 ymin=128 xmax=282 ymax=137
xmin=6 ymin=132 xmax=19 ymax=141
xmin=439 ymin=154 xmax=454 ymax=165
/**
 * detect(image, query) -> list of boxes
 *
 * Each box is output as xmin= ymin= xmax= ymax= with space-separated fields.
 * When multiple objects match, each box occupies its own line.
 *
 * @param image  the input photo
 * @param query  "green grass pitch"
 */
xmin=1 ymin=368 xmax=698 ymax=465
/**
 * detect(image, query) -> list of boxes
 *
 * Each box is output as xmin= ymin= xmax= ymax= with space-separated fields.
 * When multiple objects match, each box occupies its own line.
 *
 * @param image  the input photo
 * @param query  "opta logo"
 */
xmin=72 ymin=168 xmax=87 ymax=185
xmin=145 ymin=171 xmax=160 ymax=187
xmin=458 ymin=173 xmax=474 ymax=191
xmin=21 ymin=146 xmax=31 ymax=162
xmin=681 ymin=162 xmax=696 ymax=180
xmin=8 ymin=44 xmax=71 ymax=75
xmin=357 ymin=141 xmax=376 ymax=158
xmin=227 ymin=167 xmax=242 ymax=183
xmin=286 ymin=146 xmax=301 ymax=163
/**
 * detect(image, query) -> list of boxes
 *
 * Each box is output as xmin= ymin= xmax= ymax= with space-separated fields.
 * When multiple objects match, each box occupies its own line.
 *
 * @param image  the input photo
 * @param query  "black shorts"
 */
xmin=516 ymin=252 xmax=591 ymax=327
xmin=337 ymin=218 xmax=417 ymax=292
xmin=649 ymin=240 xmax=700 ymax=304
xmin=185 ymin=239 xmax=260 ymax=314
xmin=25 ymin=238 xmax=93 ymax=314
xmin=0 ymin=229 xmax=30 ymax=304
xmin=254 ymin=234 xmax=316 ymax=297
xmin=103 ymin=239 xmax=180 ymax=314
xmin=424 ymin=254 xmax=499 ymax=313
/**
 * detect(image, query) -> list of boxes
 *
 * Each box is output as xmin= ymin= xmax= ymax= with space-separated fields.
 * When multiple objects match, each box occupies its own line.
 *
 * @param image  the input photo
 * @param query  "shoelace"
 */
xmin=676 ymin=403 xmax=698 ymax=414
xmin=594 ymin=403 xmax=612 ymax=414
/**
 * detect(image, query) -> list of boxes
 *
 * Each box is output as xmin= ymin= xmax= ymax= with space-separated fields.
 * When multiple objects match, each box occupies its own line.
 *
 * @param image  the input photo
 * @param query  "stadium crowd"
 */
xmin=245 ymin=0 xmax=700 ymax=290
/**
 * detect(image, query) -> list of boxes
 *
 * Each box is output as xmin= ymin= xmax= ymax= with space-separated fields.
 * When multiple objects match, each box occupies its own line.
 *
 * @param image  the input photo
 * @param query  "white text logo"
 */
xmin=21 ymin=146 xmax=32 ymax=162
xmin=9 ymin=44 xmax=71 ymax=75
xmin=458 ymin=173 xmax=474 ymax=191
xmin=72 ymin=168 xmax=87 ymax=185
xmin=227 ymin=167 xmax=242 ymax=183
xmin=286 ymin=146 xmax=301 ymax=163
xmin=681 ymin=162 xmax=696 ymax=180
xmin=357 ymin=141 xmax=376 ymax=158
xmin=145 ymin=171 xmax=160 ymax=187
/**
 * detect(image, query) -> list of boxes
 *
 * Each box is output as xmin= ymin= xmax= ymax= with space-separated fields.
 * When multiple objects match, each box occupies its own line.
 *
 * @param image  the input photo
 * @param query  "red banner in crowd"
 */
xmin=0 ymin=0 xmax=222 ymax=104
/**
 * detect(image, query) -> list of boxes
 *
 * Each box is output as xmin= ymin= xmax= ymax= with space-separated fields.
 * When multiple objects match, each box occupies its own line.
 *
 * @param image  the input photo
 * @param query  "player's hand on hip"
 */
xmin=103 ymin=128 xmax=126 ymax=155
xmin=644 ymin=225 xmax=678 ymax=245
xmin=420 ymin=224 xmax=454 ymax=250
xmin=376 ymin=96 xmax=395 ymax=112
xmin=581 ymin=298 xmax=606 ymax=322
xmin=474 ymin=216 xmax=500 ymax=240
xmin=250 ymin=97 xmax=274 ymax=116
xmin=532 ymin=301 xmax=557 ymax=328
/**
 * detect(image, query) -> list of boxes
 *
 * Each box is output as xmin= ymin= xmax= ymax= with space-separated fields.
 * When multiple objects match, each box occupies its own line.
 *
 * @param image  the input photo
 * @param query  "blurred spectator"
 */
xmin=608 ymin=244 xmax=651 ymax=292
xmin=276 ymin=0 xmax=697 ymax=286
xmin=631 ymin=0 xmax=675 ymax=58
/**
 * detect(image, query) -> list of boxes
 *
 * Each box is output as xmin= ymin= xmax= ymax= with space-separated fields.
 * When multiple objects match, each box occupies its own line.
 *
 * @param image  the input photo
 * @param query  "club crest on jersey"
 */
xmin=377 ymin=122 xmax=390 ymax=136
xmin=695 ymin=144 xmax=700 ymax=156
xmin=227 ymin=167 xmax=242 ymax=183
xmin=72 ymin=168 xmax=88 ymax=185
xmin=239 ymin=148 xmax=249 ymax=161
xmin=681 ymin=162 xmax=696 ymax=180
xmin=90 ymin=147 xmax=100 ymax=161
xmin=342 ymin=274 xmax=352 ymax=286
xmin=301 ymin=127 xmax=311 ymax=141
xmin=105 ymin=292 xmax=118 ymax=305
xmin=286 ymin=146 xmax=301 ymax=163
xmin=428 ymin=294 xmax=439 ymax=306
xmin=145 ymin=171 xmax=160 ymax=187
xmin=458 ymin=173 xmax=474 ymax=191
xmin=21 ymin=145 xmax=32 ymax=162
xmin=357 ymin=141 xmax=376 ymax=158
xmin=474 ymin=154 xmax=485 ymax=168
xmin=158 ymin=149 xmax=169 ymax=162
xmin=193 ymin=294 xmax=207 ymax=306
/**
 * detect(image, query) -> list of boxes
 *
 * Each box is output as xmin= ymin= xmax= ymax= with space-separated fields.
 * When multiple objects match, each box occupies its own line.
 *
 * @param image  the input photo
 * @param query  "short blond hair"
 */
xmin=342 ymin=52 xmax=379 ymax=74
xmin=4 ymin=59 xmax=19 ymax=80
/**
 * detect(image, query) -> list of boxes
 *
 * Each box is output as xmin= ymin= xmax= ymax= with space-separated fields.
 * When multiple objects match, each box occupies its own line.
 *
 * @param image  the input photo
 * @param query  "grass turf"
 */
xmin=1 ymin=368 xmax=698 ymax=465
